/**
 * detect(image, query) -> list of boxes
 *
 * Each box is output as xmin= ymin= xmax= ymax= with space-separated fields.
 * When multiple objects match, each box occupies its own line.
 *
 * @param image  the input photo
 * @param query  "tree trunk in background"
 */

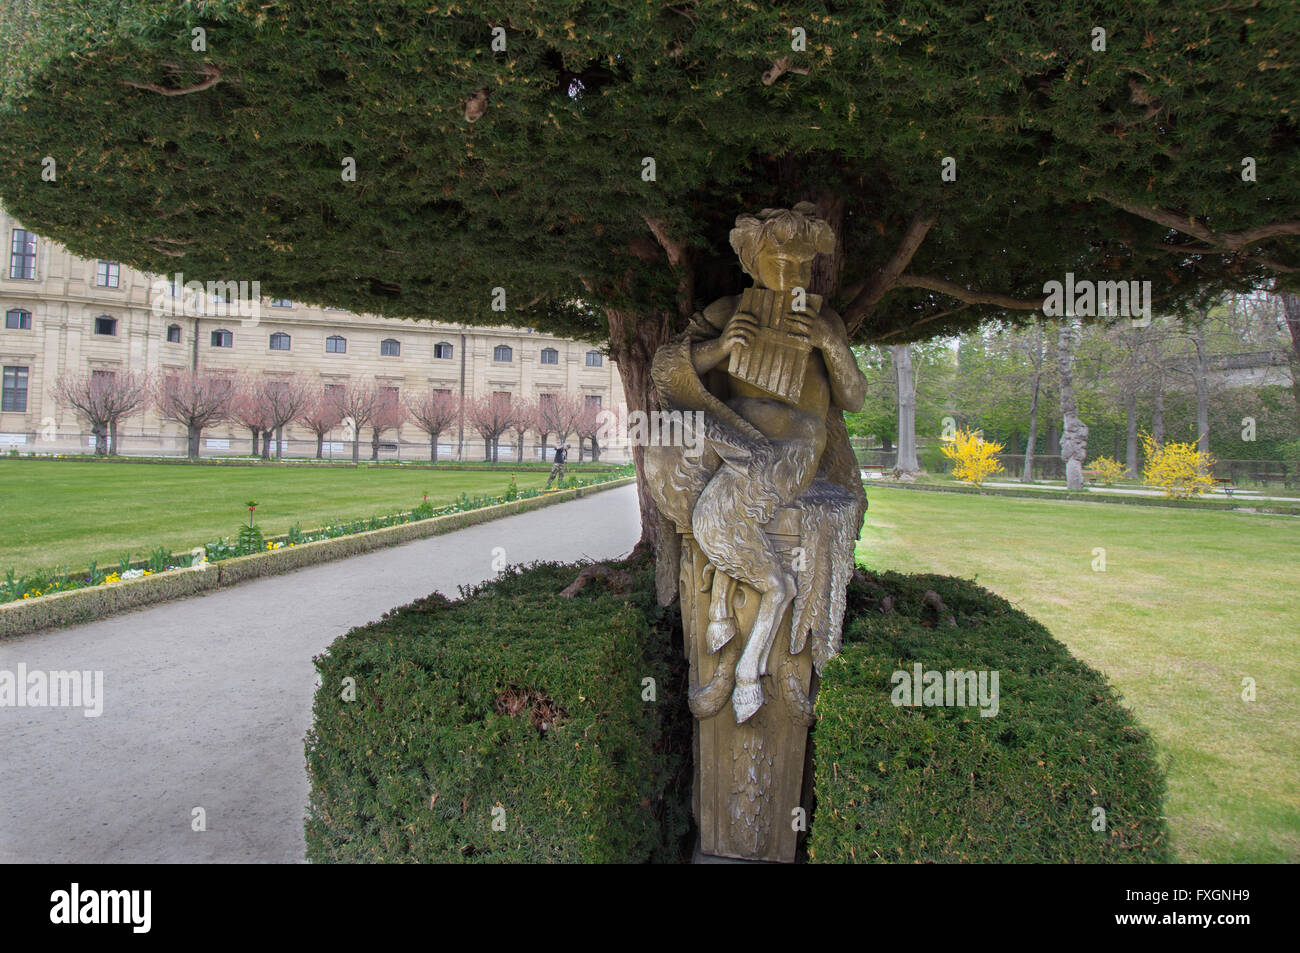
xmin=1153 ymin=386 xmax=1165 ymax=445
xmin=261 ymin=429 xmax=272 ymax=460
xmin=109 ymin=420 xmax=119 ymax=456
xmin=275 ymin=425 xmax=284 ymax=460
xmin=1192 ymin=323 xmax=1210 ymax=453
xmin=1283 ymin=294 xmax=1300 ymax=433
xmin=430 ymin=437 xmax=438 ymax=462
xmin=1023 ymin=372 xmax=1041 ymax=482
xmin=187 ymin=426 xmax=201 ymax=460
xmin=889 ymin=344 xmax=919 ymax=474
xmin=1056 ymin=319 xmax=1089 ymax=490
xmin=370 ymin=428 xmax=380 ymax=461
xmin=1125 ymin=391 xmax=1139 ymax=476
xmin=248 ymin=427 xmax=259 ymax=456
xmin=316 ymin=433 xmax=324 ymax=459
xmin=1047 ymin=423 xmax=1060 ymax=456
xmin=881 ymin=435 xmax=894 ymax=453
xmin=606 ymin=307 xmax=673 ymax=554
xmin=93 ymin=424 xmax=108 ymax=456
xmin=351 ymin=432 xmax=360 ymax=464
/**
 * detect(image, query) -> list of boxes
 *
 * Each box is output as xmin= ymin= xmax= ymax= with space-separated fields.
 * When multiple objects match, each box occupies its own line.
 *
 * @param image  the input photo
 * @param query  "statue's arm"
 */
xmin=815 ymin=308 xmax=867 ymax=413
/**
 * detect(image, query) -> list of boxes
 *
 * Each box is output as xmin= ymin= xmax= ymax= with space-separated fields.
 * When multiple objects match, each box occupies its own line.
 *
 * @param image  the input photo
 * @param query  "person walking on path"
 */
xmin=544 ymin=443 xmax=570 ymax=490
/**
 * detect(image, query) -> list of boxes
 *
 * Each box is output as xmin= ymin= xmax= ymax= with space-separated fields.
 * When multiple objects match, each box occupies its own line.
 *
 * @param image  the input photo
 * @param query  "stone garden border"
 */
xmin=0 ymin=477 xmax=634 ymax=640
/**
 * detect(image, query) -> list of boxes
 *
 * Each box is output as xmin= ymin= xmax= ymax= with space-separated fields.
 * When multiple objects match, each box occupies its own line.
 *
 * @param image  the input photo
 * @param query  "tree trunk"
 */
xmin=1047 ymin=423 xmax=1060 ymax=456
xmin=249 ymin=427 xmax=259 ymax=456
xmin=1125 ymin=391 xmax=1139 ymax=476
xmin=1192 ymin=323 xmax=1210 ymax=453
xmin=1282 ymin=293 xmax=1300 ymax=433
xmin=261 ymin=429 xmax=272 ymax=460
xmin=370 ymin=428 xmax=380 ymax=461
xmin=590 ymin=436 xmax=601 ymax=462
xmin=1023 ymin=372 xmax=1040 ymax=482
xmin=517 ymin=433 xmax=526 ymax=463
xmin=430 ymin=436 xmax=438 ymax=462
xmin=351 ymin=432 xmax=360 ymax=464
xmin=93 ymin=424 xmax=108 ymax=456
xmin=1056 ymin=319 xmax=1089 ymax=490
xmin=275 ymin=425 xmax=284 ymax=460
xmin=880 ymin=435 xmax=894 ymax=453
xmin=187 ymin=426 xmax=201 ymax=460
xmin=605 ymin=306 xmax=674 ymax=554
xmin=890 ymin=344 xmax=919 ymax=474
xmin=1153 ymin=386 xmax=1165 ymax=446
xmin=109 ymin=419 xmax=119 ymax=456
xmin=316 ymin=433 xmax=324 ymax=459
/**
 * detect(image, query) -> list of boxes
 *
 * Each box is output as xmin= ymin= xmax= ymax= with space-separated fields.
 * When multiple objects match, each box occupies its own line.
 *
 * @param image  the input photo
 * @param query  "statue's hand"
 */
xmin=722 ymin=311 xmax=758 ymax=354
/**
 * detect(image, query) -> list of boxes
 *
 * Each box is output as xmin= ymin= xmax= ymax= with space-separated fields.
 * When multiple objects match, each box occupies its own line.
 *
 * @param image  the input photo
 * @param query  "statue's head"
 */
xmin=729 ymin=202 xmax=836 ymax=291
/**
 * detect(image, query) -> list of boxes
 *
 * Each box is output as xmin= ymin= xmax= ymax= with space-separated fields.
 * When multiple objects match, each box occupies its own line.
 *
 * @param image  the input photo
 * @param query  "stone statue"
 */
xmin=644 ymin=203 xmax=868 ymax=861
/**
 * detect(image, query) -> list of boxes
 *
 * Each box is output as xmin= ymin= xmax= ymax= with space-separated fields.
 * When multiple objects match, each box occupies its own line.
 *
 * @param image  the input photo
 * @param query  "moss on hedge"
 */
xmin=304 ymin=560 xmax=692 ymax=864
xmin=807 ymin=570 xmax=1171 ymax=863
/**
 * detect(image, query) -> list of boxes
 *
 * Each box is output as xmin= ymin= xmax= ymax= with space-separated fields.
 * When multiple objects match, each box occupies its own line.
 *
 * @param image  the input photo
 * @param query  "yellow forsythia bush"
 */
xmin=1087 ymin=455 xmax=1129 ymax=486
xmin=940 ymin=427 xmax=1006 ymax=487
xmin=1140 ymin=433 xmax=1216 ymax=498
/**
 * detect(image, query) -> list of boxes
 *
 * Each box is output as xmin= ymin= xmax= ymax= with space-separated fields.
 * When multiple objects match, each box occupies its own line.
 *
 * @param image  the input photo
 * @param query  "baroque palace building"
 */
xmin=0 ymin=207 xmax=629 ymax=461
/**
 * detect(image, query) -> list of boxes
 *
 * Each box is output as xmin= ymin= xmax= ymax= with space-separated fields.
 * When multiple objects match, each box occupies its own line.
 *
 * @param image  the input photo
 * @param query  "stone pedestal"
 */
xmin=681 ymin=507 xmax=814 ymax=863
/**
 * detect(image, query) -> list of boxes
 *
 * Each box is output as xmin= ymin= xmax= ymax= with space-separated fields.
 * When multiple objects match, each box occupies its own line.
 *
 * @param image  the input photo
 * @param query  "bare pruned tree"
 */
xmin=55 ymin=369 xmax=151 ymax=456
xmin=467 ymin=392 xmax=514 ymax=464
xmin=536 ymin=391 xmax=583 ymax=456
xmin=369 ymin=386 xmax=407 ymax=460
xmin=156 ymin=370 xmax=234 ymax=459
xmin=406 ymin=389 xmax=460 ymax=462
xmin=297 ymin=386 xmax=344 ymax=459
xmin=329 ymin=380 xmax=382 ymax=464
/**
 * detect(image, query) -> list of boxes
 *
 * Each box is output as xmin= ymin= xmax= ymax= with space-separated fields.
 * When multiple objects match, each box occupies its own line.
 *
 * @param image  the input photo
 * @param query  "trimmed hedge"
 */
xmin=0 ymin=479 xmax=633 ymax=639
xmin=808 ymin=570 xmax=1171 ymax=863
xmin=304 ymin=560 xmax=692 ymax=863
xmin=869 ymin=480 xmax=1300 ymax=516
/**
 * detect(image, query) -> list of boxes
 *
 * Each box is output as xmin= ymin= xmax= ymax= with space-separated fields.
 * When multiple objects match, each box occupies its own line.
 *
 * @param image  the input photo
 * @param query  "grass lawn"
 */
xmin=0 ymin=458 xmax=553 ymax=573
xmin=858 ymin=485 xmax=1300 ymax=864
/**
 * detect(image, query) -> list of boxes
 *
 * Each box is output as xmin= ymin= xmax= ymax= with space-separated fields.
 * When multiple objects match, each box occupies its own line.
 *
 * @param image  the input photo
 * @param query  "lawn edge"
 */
xmin=866 ymin=480 xmax=1300 ymax=515
xmin=0 ymin=477 xmax=635 ymax=640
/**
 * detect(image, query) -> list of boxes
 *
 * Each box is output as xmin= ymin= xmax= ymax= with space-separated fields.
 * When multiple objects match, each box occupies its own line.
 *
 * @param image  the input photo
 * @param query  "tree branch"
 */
xmin=642 ymin=216 xmax=695 ymax=318
xmin=841 ymin=208 xmax=937 ymax=336
xmin=894 ymin=273 xmax=1045 ymax=310
xmin=123 ymin=64 xmax=223 ymax=97
xmin=1098 ymin=192 xmax=1300 ymax=252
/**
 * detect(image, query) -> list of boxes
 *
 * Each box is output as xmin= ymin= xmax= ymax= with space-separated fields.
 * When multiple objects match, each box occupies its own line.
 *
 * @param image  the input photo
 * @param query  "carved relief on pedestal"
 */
xmin=644 ymin=204 xmax=869 ymax=862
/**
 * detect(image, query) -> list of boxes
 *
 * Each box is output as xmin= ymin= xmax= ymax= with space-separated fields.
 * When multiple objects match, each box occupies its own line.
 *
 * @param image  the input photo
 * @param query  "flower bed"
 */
xmin=1 ymin=467 xmax=632 ymax=607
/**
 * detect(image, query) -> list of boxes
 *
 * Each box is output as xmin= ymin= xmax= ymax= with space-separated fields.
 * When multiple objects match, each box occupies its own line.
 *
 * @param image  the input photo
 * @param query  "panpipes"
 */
xmin=727 ymin=287 xmax=822 ymax=402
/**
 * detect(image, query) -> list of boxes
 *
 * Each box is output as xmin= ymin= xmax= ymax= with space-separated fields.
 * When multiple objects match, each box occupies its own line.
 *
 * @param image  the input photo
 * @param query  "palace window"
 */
xmin=9 ymin=229 xmax=36 ymax=279
xmin=94 ymin=316 xmax=118 ymax=336
xmin=493 ymin=344 xmax=512 ymax=362
xmin=540 ymin=347 xmax=558 ymax=365
xmin=434 ymin=342 xmax=453 ymax=359
xmin=381 ymin=338 xmax=401 ymax=357
xmin=585 ymin=350 xmax=603 ymax=367
xmin=210 ymin=328 xmax=233 ymax=348
xmin=326 ymin=335 xmax=347 ymax=354
xmin=269 ymin=332 xmax=291 ymax=350
xmin=2 ymin=366 xmax=29 ymax=412
xmin=271 ymin=299 xmax=293 ymax=308
xmin=5 ymin=308 xmax=31 ymax=330
xmin=95 ymin=261 xmax=120 ymax=288
xmin=166 ymin=324 xmax=182 ymax=343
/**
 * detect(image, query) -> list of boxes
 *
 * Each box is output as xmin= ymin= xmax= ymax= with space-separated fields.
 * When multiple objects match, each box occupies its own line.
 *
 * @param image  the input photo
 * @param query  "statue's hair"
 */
xmin=729 ymin=202 xmax=836 ymax=278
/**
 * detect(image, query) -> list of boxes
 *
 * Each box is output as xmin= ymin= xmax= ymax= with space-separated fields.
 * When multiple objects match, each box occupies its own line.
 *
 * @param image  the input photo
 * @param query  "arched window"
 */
xmin=540 ymin=347 xmax=559 ymax=365
xmin=210 ymin=328 xmax=232 ymax=348
xmin=493 ymin=344 xmax=512 ymax=362
xmin=326 ymin=335 xmax=347 ymax=353
xmin=381 ymin=338 xmax=401 ymax=357
xmin=5 ymin=308 xmax=31 ymax=330
xmin=434 ymin=341 xmax=453 ymax=360
xmin=166 ymin=324 xmax=181 ymax=343
xmin=585 ymin=350 xmax=603 ymax=367
xmin=95 ymin=316 xmax=118 ymax=336
xmin=269 ymin=332 xmax=291 ymax=351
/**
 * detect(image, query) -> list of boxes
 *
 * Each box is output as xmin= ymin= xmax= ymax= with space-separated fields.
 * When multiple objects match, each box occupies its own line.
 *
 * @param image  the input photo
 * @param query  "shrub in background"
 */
xmin=940 ymin=428 xmax=1006 ymax=487
xmin=1141 ymin=433 xmax=1216 ymax=498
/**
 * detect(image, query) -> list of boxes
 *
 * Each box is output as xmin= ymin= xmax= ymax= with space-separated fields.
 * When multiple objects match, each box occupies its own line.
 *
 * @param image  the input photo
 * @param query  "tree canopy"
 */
xmin=1 ymin=0 xmax=1297 ymax=351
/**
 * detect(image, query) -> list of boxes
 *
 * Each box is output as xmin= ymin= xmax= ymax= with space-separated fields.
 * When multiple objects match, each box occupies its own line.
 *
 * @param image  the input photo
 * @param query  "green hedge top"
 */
xmin=808 ymin=570 xmax=1171 ymax=863
xmin=304 ymin=560 xmax=690 ymax=864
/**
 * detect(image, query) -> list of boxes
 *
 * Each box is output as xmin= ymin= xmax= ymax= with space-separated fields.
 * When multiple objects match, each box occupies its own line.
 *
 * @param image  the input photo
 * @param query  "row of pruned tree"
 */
xmin=53 ymin=370 xmax=607 ymax=463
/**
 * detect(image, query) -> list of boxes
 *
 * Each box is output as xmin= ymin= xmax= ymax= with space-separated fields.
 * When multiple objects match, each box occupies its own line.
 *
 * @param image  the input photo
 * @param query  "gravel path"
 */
xmin=0 ymin=484 xmax=640 ymax=863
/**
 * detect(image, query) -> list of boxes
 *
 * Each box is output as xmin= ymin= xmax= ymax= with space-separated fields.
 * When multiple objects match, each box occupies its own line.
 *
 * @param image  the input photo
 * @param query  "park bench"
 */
xmin=1081 ymin=468 xmax=1101 ymax=485
xmin=1256 ymin=471 xmax=1291 ymax=489
xmin=1213 ymin=476 xmax=1236 ymax=497
xmin=860 ymin=464 xmax=886 ymax=479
